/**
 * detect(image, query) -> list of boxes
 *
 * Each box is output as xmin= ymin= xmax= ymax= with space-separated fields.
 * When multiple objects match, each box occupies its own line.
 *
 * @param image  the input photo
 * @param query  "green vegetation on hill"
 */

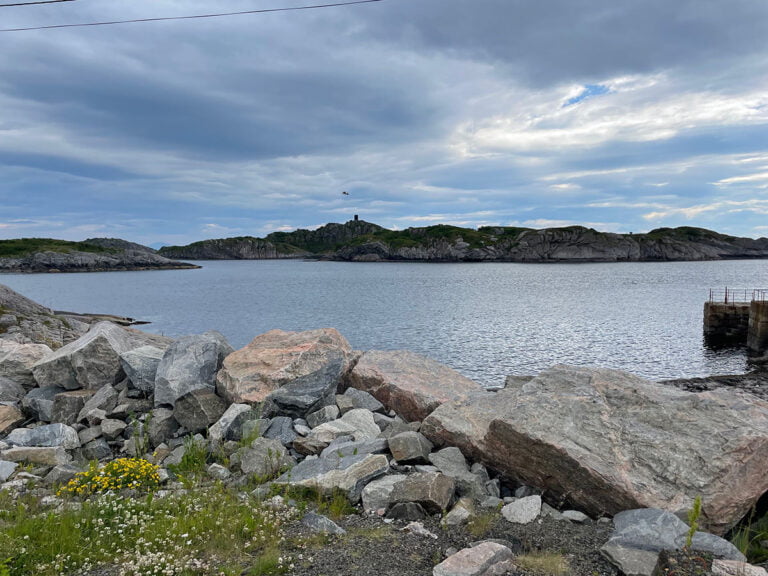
xmin=153 ymin=219 xmax=768 ymax=262
xmin=0 ymin=238 xmax=117 ymax=258
xmin=644 ymin=226 xmax=735 ymax=242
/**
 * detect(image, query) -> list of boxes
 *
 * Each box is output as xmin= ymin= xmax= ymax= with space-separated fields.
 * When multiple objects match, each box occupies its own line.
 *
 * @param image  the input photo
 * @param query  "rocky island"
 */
xmin=0 ymin=237 xmax=199 ymax=274
xmin=158 ymin=219 xmax=768 ymax=263
xmin=1 ymin=283 xmax=768 ymax=575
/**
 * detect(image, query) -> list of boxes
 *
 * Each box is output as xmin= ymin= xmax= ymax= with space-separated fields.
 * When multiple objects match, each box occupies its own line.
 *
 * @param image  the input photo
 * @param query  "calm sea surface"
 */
xmin=2 ymin=259 xmax=767 ymax=387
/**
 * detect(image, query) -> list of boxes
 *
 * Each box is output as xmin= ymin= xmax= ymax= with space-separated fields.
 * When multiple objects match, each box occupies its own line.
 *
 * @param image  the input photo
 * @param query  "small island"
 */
xmin=0 ymin=238 xmax=200 ymax=274
xmin=158 ymin=219 xmax=768 ymax=263
xmin=3 ymin=221 xmax=768 ymax=274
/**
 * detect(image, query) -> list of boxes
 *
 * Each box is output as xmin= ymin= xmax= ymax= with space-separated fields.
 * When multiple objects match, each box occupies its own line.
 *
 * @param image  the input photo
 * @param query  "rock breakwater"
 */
xmin=0 ymin=283 xmax=766 ymax=575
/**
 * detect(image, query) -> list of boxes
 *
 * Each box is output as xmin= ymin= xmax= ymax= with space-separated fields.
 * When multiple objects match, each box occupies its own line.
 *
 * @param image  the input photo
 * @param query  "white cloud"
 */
xmin=453 ymin=74 xmax=768 ymax=154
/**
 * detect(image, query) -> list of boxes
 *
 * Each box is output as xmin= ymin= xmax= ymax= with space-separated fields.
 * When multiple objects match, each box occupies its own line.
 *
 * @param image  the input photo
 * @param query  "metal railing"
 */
xmin=709 ymin=288 xmax=768 ymax=304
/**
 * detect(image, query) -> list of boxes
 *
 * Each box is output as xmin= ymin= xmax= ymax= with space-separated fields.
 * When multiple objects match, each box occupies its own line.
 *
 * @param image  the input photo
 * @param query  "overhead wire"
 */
xmin=0 ymin=0 xmax=383 ymax=32
xmin=0 ymin=0 xmax=74 ymax=6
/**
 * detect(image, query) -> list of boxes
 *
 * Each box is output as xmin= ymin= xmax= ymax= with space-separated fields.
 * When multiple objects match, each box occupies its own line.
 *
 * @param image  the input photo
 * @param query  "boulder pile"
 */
xmin=2 ymin=306 xmax=768 ymax=574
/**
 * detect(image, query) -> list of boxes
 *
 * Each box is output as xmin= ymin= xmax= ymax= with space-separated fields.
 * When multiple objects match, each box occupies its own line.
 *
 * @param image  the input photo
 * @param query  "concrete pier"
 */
xmin=704 ymin=289 xmax=768 ymax=355
xmin=749 ymin=300 xmax=768 ymax=355
xmin=704 ymin=302 xmax=751 ymax=345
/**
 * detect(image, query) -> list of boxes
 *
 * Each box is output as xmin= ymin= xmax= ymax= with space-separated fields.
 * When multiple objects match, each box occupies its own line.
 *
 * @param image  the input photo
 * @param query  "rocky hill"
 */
xmin=0 ymin=237 xmax=200 ymax=273
xmin=158 ymin=220 xmax=768 ymax=263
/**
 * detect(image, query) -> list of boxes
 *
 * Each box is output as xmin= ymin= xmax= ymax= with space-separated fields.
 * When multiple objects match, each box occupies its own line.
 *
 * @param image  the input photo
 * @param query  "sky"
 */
xmin=1 ymin=0 xmax=767 ymax=247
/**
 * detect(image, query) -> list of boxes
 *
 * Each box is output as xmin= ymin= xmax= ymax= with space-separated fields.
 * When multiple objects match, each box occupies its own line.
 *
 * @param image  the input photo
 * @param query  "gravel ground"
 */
xmin=284 ymin=511 xmax=619 ymax=576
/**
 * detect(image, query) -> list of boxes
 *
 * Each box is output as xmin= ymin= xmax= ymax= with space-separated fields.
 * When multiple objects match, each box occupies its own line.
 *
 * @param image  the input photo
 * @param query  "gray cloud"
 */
xmin=0 ymin=0 xmax=766 ymax=243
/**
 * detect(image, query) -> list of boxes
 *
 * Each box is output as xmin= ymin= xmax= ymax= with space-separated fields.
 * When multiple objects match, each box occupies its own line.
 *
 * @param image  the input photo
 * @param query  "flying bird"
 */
xmin=342 ymin=191 xmax=349 ymax=196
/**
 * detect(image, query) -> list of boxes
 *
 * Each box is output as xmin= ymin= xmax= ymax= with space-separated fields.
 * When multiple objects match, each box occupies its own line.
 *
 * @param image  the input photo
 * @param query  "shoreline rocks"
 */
xmin=2 ymin=284 xmax=768 ymax=575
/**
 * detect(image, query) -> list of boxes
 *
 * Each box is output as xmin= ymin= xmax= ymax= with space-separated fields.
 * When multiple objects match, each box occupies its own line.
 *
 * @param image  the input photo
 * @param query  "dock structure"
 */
xmin=704 ymin=288 xmax=768 ymax=355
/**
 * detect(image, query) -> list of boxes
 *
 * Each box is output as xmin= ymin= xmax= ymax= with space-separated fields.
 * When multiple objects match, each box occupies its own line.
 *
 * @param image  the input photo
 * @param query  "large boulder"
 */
xmin=119 ymin=345 xmax=164 ymax=393
xmin=216 ymin=329 xmax=352 ymax=404
xmin=51 ymin=390 xmax=94 ymax=425
xmin=32 ymin=322 xmax=170 ymax=390
xmin=172 ymin=389 xmax=229 ymax=434
xmin=273 ymin=453 xmax=389 ymax=503
xmin=344 ymin=350 xmax=481 ymax=422
xmin=6 ymin=423 xmax=80 ymax=449
xmin=601 ymin=508 xmax=745 ymax=576
xmin=0 ymin=284 xmax=89 ymax=347
xmin=261 ymin=358 xmax=347 ymax=419
xmin=22 ymin=386 xmax=63 ymax=422
xmin=154 ymin=331 xmax=233 ymax=407
xmin=0 ymin=376 xmax=25 ymax=404
xmin=0 ymin=405 xmax=24 ymax=435
xmin=422 ymin=365 xmax=768 ymax=535
xmin=388 ymin=471 xmax=455 ymax=514
xmin=0 ymin=340 xmax=52 ymax=389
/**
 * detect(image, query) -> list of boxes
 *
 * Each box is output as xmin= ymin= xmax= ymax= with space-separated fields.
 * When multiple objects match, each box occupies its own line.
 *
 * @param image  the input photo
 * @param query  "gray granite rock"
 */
xmin=0 ymin=340 xmax=52 ymax=389
xmin=601 ymin=508 xmax=746 ymax=576
xmin=0 ymin=376 xmax=25 ymax=404
xmin=78 ymin=425 xmax=102 ymax=445
xmin=43 ymin=463 xmax=80 ymax=486
xmin=262 ymin=358 xmax=346 ymax=419
xmin=172 ymin=389 xmax=229 ymax=434
xmin=433 ymin=542 xmax=514 ymax=576
xmin=337 ymin=387 xmax=385 ymax=414
xmin=51 ymin=390 xmax=94 ymax=425
xmin=119 ymin=345 xmax=164 ymax=393
xmin=208 ymin=403 xmax=256 ymax=443
xmin=443 ymin=497 xmax=475 ymax=526
xmin=306 ymin=405 xmax=340 ymax=428
xmin=239 ymin=437 xmax=294 ymax=479
xmin=148 ymin=408 xmax=179 ymax=448
xmin=501 ymin=495 xmax=541 ymax=524
xmin=77 ymin=385 xmax=118 ymax=424
xmin=22 ymin=386 xmax=63 ymax=422
xmin=0 ymin=460 xmax=18 ymax=482
xmin=320 ymin=438 xmax=388 ymax=462
xmin=101 ymin=418 xmax=127 ymax=440
xmin=302 ymin=511 xmax=346 ymax=535
xmin=32 ymin=322 xmax=167 ymax=390
xmin=262 ymin=416 xmax=298 ymax=447
xmin=388 ymin=471 xmax=455 ymax=514
xmin=82 ymin=437 xmax=112 ymax=460
xmin=7 ymin=423 xmax=80 ymax=449
xmin=274 ymin=453 xmax=389 ymax=503
xmin=361 ymin=474 xmax=407 ymax=513
xmin=389 ymin=431 xmax=433 ymax=464
xmin=207 ymin=463 xmax=231 ymax=481
xmin=429 ymin=447 xmax=488 ymax=500
xmin=1 ymin=446 xmax=71 ymax=466
xmin=155 ymin=331 xmax=232 ymax=407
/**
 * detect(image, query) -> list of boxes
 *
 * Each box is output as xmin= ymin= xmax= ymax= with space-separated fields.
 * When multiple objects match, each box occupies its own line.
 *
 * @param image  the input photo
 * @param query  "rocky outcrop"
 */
xmin=158 ymin=220 xmax=768 ymax=263
xmin=334 ymin=225 xmax=768 ymax=263
xmin=154 ymin=331 xmax=232 ymax=407
xmin=32 ymin=322 xmax=172 ymax=390
xmin=158 ymin=237 xmax=308 ymax=260
xmin=601 ymin=508 xmax=745 ymax=575
xmin=0 ymin=238 xmax=199 ymax=273
xmin=216 ymin=328 xmax=352 ymax=404
xmin=344 ymin=350 xmax=482 ymax=422
xmin=422 ymin=364 xmax=768 ymax=535
xmin=0 ymin=284 xmax=89 ymax=347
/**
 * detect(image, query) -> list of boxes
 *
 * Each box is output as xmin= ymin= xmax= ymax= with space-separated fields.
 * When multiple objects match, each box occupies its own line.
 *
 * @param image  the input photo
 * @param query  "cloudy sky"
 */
xmin=1 ymin=0 xmax=767 ymax=247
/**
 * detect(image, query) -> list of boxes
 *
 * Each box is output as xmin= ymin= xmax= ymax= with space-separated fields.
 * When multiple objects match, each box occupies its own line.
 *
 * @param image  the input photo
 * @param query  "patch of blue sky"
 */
xmin=564 ymin=84 xmax=610 ymax=107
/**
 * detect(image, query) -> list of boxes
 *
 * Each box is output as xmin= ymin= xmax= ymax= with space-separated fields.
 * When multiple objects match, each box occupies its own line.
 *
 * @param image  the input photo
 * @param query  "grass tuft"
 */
xmin=514 ymin=551 xmax=570 ymax=575
xmin=0 ymin=484 xmax=300 ymax=575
